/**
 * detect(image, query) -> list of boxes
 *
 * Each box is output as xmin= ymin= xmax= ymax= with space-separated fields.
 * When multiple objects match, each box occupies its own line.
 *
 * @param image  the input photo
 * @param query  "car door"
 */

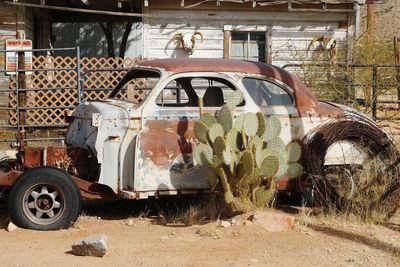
xmin=134 ymin=73 xmax=247 ymax=193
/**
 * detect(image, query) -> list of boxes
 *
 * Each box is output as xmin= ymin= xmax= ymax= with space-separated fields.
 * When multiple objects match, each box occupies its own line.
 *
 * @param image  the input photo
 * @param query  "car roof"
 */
xmin=138 ymin=58 xmax=317 ymax=108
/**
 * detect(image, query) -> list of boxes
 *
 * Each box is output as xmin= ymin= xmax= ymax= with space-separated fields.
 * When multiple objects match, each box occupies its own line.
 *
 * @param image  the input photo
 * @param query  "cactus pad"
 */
xmin=241 ymin=150 xmax=254 ymax=175
xmin=194 ymin=143 xmax=213 ymax=167
xmin=226 ymin=90 xmax=244 ymax=110
xmin=256 ymin=112 xmax=266 ymax=137
xmin=222 ymin=149 xmax=233 ymax=165
xmin=259 ymin=155 xmax=279 ymax=178
xmin=253 ymin=187 xmax=276 ymax=207
xmin=267 ymin=137 xmax=285 ymax=155
xmin=287 ymin=162 xmax=303 ymax=179
xmin=275 ymin=154 xmax=288 ymax=178
xmin=213 ymin=136 xmax=226 ymax=158
xmin=248 ymin=135 xmax=263 ymax=150
xmin=286 ymin=141 xmax=302 ymax=163
xmin=200 ymin=112 xmax=216 ymax=127
xmin=217 ymin=104 xmax=233 ymax=134
xmin=225 ymin=128 xmax=242 ymax=152
xmin=261 ymin=148 xmax=274 ymax=160
xmin=254 ymin=143 xmax=263 ymax=167
xmin=234 ymin=113 xmax=246 ymax=131
xmin=263 ymin=116 xmax=281 ymax=142
xmin=193 ymin=120 xmax=209 ymax=144
xmin=243 ymin=113 xmax=259 ymax=137
xmin=208 ymin=123 xmax=224 ymax=143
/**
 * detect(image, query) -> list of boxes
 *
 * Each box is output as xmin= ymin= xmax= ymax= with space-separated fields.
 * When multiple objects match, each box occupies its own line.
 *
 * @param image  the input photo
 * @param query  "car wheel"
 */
xmin=302 ymin=118 xmax=400 ymax=216
xmin=7 ymin=166 xmax=81 ymax=230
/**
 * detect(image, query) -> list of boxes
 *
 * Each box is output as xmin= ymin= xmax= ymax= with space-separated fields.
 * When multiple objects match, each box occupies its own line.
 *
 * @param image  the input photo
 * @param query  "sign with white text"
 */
xmin=5 ymin=39 xmax=32 ymax=75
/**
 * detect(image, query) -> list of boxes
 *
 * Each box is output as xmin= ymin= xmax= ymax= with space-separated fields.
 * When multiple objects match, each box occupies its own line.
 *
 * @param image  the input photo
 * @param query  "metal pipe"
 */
xmin=372 ymin=66 xmax=378 ymax=119
xmin=16 ymin=106 xmax=76 ymax=110
xmin=0 ymin=67 xmax=78 ymax=72
xmin=76 ymin=46 xmax=82 ymax=103
xmin=0 ymin=137 xmax=65 ymax=143
xmin=0 ymin=124 xmax=68 ymax=128
xmin=13 ymin=86 xmax=76 ymax=92
xmin=0 ymin=47 xmax=77 ymax=53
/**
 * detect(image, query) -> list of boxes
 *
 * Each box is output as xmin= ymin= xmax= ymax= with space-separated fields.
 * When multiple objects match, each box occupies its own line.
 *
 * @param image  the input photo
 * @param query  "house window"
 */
xmin=230 ymin=32 xmax=266 ymax=62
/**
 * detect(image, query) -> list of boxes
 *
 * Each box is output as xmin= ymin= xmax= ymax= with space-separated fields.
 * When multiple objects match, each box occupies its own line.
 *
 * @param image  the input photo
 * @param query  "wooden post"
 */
xmin=366 ymin=3 xmax=374 ymax=108
xmin=366 ymin=4 xmax=374 ymax=40
xmin=394 ymin=36 xmax=400 ymax=110
xmin=17 ymin=51 xmax=26 ymax=127
xmin=266 ymin=30 xmax=272 ymax=64
xmin=223 ymin=31 xmax=230 ymax=59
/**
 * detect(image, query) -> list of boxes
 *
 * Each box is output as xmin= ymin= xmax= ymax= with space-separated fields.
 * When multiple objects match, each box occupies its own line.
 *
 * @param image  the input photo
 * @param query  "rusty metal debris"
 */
xmin=302 ymin=113 xmax=400 ymax=217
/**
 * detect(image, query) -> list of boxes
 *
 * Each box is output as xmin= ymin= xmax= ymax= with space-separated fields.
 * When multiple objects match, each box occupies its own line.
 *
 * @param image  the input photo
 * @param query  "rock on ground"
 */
xmin=252 ymin=210 xmax=294 ymax=232
xmin=6 ymin=222 xmax=18 ymax=232
xmin=71 ymin=234 xmax=108 ymax=257
xmin=220 ymin=220 xmax=231 ymax=228
xmin=228 ymin=215 xmax=241 ymax=225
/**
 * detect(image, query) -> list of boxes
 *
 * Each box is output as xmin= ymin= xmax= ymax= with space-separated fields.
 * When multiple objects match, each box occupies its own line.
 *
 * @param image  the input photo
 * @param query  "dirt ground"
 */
xmin=0 ymin=199 xmax=399 ymax=267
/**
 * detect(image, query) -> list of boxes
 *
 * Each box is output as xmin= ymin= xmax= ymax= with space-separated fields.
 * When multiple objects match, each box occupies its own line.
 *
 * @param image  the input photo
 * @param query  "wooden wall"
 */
xmin=0 ymin=1 xmax=34 ymax=130
xmin=145 ymin=9 xmax=353 ymax=67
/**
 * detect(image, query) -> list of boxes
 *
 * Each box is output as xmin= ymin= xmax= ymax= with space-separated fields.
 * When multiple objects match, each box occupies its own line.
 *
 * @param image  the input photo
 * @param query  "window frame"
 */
xmin=223 ymin=25 xmax=270 ymax=63
xmin=230 ymin=31 xmax=266 ymax=62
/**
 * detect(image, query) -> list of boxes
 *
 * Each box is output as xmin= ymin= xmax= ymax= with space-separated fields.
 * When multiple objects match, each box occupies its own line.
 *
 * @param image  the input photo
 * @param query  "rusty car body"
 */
xmin=1 ymin=58 xmax=396 ymax=230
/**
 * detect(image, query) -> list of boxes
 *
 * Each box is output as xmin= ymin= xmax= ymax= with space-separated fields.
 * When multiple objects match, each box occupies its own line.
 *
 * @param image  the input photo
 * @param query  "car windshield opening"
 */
xmin=108 ymin=68 xmax=161 ymax=105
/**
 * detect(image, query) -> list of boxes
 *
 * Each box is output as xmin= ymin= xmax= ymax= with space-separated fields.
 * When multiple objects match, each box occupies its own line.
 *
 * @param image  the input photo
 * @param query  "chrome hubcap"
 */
xmin=23 ymin=185 xmax=64 ymax=225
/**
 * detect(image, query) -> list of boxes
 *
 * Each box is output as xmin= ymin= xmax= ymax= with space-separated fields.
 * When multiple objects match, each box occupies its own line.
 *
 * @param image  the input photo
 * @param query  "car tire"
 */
xmin=7 ymin=166 xmax=81 ymax=230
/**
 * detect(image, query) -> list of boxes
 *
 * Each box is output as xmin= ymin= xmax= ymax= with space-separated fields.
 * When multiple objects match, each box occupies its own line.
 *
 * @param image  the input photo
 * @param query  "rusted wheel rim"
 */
xmin=22 ymin=184 xmax=65 ymax=225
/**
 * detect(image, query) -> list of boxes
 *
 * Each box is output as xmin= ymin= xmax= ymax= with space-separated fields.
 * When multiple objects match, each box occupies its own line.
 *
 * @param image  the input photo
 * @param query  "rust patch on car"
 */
xmin=298 ymin=102 xmax=345 ymax=118
xmin=140 ymin=118 xmax=196 ymax=166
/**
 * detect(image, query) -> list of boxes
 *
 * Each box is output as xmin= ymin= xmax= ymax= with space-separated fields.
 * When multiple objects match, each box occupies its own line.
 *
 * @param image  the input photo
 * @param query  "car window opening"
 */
xmin=156 ymin=77 xmax=245 ymax=108
xmin=242 ymin=77 xmax=293 ymax=106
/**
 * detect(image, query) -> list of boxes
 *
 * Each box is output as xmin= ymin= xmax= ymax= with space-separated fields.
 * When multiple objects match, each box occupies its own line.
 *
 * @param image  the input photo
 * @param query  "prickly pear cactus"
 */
xmin=193 ymin=90 xmax=303 ymax=213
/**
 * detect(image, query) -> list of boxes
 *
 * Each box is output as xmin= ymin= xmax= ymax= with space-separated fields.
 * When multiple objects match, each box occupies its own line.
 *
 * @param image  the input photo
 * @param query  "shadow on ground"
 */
xmin=308 ymin=223 xmax=400 ymax=256
xmin=80 ymin=195 xmax=217 ymax=226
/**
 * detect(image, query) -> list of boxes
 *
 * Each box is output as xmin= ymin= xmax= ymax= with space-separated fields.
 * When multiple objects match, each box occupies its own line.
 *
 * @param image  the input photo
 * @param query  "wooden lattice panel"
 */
xmin=8 ymin=56 xmax=148 ymax=126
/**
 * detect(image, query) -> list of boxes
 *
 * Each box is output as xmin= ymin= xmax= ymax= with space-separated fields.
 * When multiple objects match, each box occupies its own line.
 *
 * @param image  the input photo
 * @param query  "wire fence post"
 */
xmin=372 ymin=65 xmax=378 ymax=120
xmin=76 ymin=46 xmax=82 ymax=104
xmin=394 ymin=36 xmax=400 ymax=111
xmin=17 ymin=50 xmax=27 ymax=129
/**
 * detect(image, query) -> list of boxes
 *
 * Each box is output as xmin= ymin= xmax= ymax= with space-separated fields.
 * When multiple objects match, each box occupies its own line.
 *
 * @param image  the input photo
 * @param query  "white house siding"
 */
xmin=146 ymin=9 xmax=351 ymax=67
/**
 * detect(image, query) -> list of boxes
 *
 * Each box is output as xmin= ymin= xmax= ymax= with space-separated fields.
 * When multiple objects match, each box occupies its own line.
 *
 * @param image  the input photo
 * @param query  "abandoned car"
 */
xmin=0 ymin=58 xmax=398 ymax=230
